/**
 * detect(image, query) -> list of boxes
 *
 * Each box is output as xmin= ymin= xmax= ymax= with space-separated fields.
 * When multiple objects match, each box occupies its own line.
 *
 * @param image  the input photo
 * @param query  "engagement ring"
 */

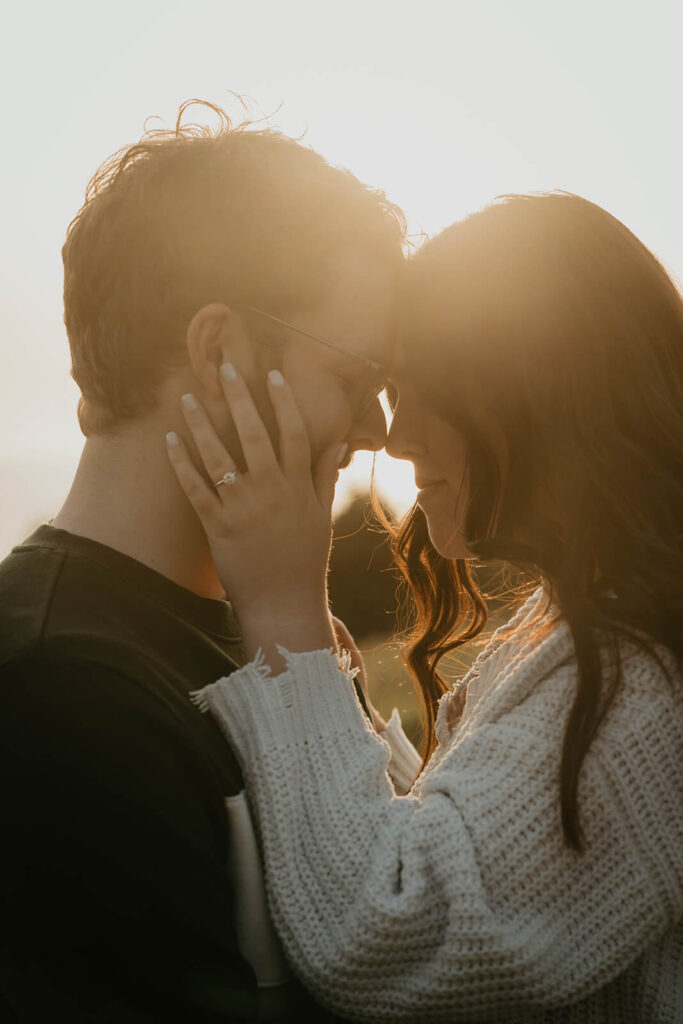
xmin=215 ymin=471 xmax=238 ymax=488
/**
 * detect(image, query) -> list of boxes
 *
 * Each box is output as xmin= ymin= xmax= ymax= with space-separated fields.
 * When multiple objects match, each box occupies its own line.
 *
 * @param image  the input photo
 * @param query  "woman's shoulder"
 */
xmin=443 ymin=591 xmax=569 ymax=715
xmin=597 ymin=637 xmax=682 ymax=745
xmin=439 ymin=593 xmax=681 ymax=747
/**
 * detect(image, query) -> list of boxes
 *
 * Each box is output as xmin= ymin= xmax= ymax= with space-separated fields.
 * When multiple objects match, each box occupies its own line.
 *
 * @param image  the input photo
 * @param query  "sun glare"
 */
xmin=0 ymin=1 xmax=681 ymax=556
xmin=334 ymin=394 xmax=417 ymax=518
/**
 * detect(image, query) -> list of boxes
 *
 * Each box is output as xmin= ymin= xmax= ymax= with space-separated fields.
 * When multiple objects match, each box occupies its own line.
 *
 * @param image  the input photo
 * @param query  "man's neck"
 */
xmin=52 ymin=431 xmax=226 ymax=601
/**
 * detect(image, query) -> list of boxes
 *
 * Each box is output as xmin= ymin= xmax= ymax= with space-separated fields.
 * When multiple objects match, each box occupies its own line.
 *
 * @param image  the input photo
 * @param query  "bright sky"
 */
xmin=1 ymin=0 xmax=681 ymax=556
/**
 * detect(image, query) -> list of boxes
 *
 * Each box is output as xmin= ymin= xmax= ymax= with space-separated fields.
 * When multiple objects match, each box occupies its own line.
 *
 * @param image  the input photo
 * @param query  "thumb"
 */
xmin=314 ymin=442 xmax=347 ymax=509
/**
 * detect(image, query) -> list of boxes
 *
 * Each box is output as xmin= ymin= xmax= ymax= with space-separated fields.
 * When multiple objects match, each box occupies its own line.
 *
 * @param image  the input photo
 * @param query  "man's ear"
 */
xmin=185 ymin=304 xmax=254 ymax=399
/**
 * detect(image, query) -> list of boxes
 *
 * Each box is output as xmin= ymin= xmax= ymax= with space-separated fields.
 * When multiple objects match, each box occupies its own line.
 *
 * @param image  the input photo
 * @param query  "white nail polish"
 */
xmin=181 ymin=393 xmax=197 ymax=411
xmin=220 ymin=362 xmax=237 ymax=381
xmin=268 ymin=369 xmax=285 ymax=387
xmin=166 ymin=431 xmax=179 ymax=448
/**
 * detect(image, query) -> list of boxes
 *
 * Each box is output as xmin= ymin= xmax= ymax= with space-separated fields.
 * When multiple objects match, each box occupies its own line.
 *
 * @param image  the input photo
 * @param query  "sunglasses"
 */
xmin=246 ymin=307 xmax=391 ymax=419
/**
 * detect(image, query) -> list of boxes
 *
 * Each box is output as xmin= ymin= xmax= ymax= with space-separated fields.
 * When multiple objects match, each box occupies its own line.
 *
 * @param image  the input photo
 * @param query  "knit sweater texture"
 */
xmin=192 ymin=590 xmax=683 ymax=1023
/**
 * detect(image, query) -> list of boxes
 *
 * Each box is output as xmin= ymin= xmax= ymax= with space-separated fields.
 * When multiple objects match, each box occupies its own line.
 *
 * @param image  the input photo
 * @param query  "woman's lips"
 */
xmin=416 ymin=480 xmax=445 ymax=502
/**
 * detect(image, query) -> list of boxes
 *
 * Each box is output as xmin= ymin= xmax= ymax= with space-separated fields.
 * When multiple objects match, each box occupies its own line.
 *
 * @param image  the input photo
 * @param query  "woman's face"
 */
xmin=386 ymin=376 xmax=472 ymax=559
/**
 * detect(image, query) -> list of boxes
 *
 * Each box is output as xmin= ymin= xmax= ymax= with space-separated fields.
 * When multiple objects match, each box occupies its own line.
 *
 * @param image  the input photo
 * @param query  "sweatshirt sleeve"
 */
xmin=192 ymin=647 xmax=683 ymax=1023
xmin=0 ymin=654 xmax=255 ymax=1022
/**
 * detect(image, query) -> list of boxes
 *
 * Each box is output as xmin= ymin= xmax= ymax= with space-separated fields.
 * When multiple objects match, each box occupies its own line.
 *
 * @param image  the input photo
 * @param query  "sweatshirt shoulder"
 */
xmin=0 ymin=539 xmax=68 ymax=662
xmin=0 ymin=536 xmax=148 ymax=668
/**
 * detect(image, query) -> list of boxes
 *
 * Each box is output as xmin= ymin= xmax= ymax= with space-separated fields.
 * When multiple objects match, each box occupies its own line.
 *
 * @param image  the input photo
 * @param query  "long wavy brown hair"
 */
xmin=384 ymin=192 xmax=683 ymax=850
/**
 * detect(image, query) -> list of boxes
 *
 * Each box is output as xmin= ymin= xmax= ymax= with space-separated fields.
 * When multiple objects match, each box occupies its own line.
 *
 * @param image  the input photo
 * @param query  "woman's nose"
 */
xmin=386 ymin=399 xmax=422 ymax=462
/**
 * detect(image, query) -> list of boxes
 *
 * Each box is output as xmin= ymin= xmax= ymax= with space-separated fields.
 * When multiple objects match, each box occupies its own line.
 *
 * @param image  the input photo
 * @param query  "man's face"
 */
xmin=266 ymin=248 xmax=397 ymax=467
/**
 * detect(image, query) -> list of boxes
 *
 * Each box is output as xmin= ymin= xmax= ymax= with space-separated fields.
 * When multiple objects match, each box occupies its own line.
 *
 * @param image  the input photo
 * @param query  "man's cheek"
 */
xmin=302 ymin=400 xmax=351 ymax=463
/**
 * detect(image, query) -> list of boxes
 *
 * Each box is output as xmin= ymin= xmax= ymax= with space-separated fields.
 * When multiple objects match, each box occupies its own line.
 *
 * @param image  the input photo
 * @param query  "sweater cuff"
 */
xmin=382 ymin=708 xmax=423 ymax=794
xmin=190 ymin=647 xmax=381 ymax=768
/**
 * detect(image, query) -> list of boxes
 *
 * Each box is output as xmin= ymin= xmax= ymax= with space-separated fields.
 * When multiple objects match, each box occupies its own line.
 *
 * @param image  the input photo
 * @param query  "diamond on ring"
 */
xmin=215 ymin=470 xmax=238 ymax=488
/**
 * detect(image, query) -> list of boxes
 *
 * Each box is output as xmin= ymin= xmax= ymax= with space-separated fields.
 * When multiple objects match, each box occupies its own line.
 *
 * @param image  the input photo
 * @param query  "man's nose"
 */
xmin=347 ymin=398 xmax=388 ymax=453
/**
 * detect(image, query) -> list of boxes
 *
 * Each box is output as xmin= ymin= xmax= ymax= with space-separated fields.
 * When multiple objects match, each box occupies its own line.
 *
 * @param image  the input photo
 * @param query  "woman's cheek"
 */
xmin=422 ymin=485 xmax=471 ymax=559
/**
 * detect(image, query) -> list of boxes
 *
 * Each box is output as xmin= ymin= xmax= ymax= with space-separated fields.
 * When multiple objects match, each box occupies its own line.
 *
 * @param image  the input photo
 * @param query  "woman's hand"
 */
xmin=166 ymin=364 xmax=345 ymax=669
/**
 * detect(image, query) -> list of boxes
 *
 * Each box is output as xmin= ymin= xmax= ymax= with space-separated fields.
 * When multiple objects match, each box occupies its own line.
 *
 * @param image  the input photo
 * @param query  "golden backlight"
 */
xmin=0 ymin=0 xmax=680 ymax=555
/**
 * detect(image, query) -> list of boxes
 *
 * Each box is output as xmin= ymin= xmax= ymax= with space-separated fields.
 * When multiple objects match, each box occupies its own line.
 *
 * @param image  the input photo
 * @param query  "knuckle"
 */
xmin=262 ymin=490 xmax=282 ymax=515
xmin=194 ymin=495 xmax=215 ymax=518
xmin=242 ymin=426 xmax=265 ymax=446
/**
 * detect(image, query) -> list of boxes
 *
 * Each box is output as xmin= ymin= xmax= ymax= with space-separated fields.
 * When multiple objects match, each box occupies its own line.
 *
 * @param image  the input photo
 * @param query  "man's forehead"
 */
xmin=319 ymin=252 xmax=399 ymax=363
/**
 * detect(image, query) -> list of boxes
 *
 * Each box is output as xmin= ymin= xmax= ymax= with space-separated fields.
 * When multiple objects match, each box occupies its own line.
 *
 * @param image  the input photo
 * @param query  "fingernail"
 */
xmin=268 ymin=369 xmax=284 ymax=387
xmin=166 ymin=431 xmax=179 ymax=448
xmin=220 ymin=362 xmax=237 ymax=381
xmin=181 ymin=393 xmax=197 ymax=411
xmin=336 ymin=443 xmax=348 ymax=466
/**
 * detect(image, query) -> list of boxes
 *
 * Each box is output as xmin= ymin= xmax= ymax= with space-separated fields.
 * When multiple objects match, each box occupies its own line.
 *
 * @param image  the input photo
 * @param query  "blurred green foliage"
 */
xmin=328 ymin=492 xmax=399 ymax=639
xmin=327 ymin=492 xmax=526 ymax=750
xmin=327 ymin=493 xmax=422 ymax=742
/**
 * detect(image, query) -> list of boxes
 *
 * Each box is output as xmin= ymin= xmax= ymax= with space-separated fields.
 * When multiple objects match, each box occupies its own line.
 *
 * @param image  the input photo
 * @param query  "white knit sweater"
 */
xmin=192 ymin=590 xmax=683 ymax=1022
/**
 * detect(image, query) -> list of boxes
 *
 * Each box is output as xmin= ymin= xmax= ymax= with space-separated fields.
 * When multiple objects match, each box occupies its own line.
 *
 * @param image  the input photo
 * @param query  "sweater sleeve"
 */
xmin=381 ymin=708 xmax=422 ymax=795
xmin=193 ymin=647 xmax=683 ymax=1023
xmin=345 ymin=648 xmax=421 ymax=795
